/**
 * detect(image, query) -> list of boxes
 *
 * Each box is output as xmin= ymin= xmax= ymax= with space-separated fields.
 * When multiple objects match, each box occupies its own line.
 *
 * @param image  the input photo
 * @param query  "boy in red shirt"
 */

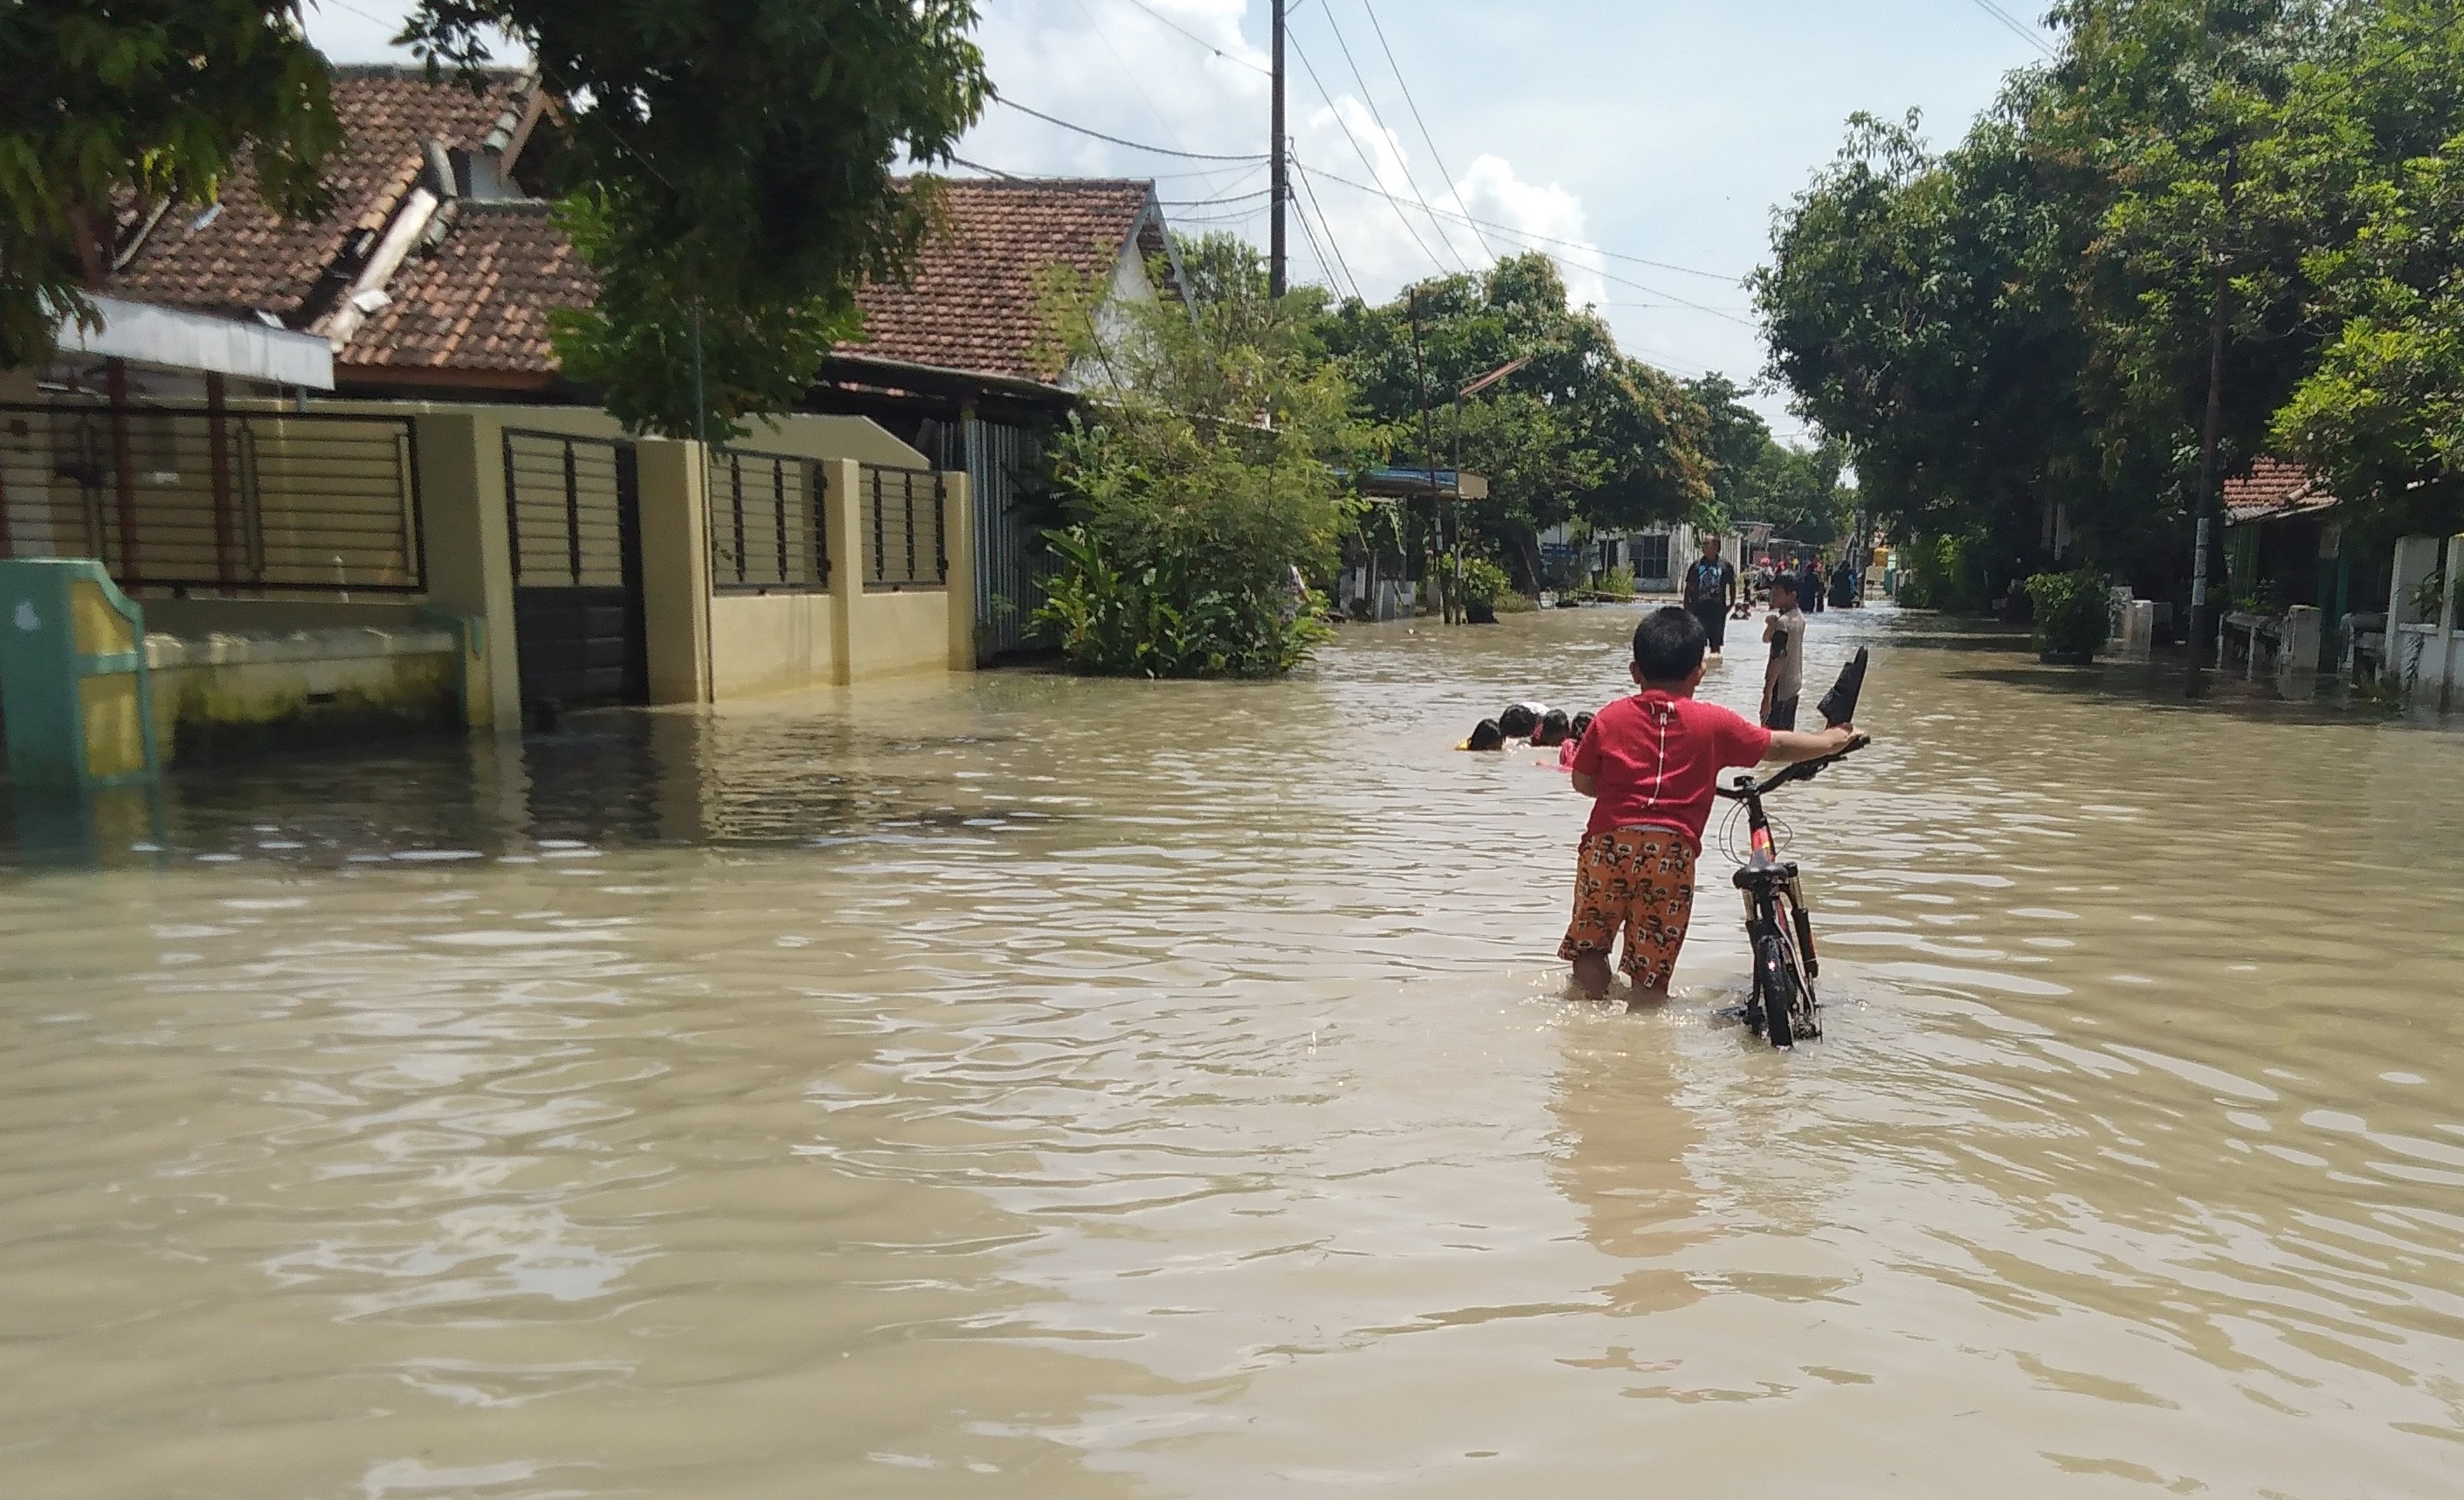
xmin=1563 ymin=607 xmax=1856 ymax=1001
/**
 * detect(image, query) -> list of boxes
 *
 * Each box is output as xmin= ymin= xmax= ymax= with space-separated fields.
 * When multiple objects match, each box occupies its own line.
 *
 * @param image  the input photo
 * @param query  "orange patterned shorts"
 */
xmin=1558 ymin=826 xmax=1698 ymax=989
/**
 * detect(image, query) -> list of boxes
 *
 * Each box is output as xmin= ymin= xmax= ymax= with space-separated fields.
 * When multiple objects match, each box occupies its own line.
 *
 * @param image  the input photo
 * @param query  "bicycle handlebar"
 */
xmin=1714 ymin=734 xmax=1871 ymax=801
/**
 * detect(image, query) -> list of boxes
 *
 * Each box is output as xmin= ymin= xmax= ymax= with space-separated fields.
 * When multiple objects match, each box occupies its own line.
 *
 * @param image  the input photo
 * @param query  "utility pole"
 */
xmin=2186 ymin=141 xmax=2239 ymax=700
xmin=1408 ymin=287 xmax=1442 ymax=619
xmin=1270 ymin=0 xmax=1287 ymax=297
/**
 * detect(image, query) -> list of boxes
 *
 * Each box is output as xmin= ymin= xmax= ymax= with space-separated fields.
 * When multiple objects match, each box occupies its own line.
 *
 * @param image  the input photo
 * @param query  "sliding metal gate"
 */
xmin=502 ymin=429 xmax=647 ymax=712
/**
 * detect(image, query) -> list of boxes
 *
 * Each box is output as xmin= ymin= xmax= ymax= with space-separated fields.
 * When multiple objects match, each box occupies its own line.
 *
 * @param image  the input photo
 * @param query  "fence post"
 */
xmin=825 ymin=458 xmax=864 ymax=685
xmin=411 ymin=413 xmax=520 ymax=730
xmin=0 ymin=557 xmax=160 ymax=787
xmin=942 ymin=470 xmax=976 ymax=670
xmin=632 ymin=438 xmax=714 ymax=705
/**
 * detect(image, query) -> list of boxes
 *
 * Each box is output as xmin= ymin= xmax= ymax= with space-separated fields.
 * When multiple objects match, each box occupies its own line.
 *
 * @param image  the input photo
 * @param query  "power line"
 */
xmin=1361 ymin=0 xmax=1496 ymax=264
xmin=1290 ymin=146 xmax=1363 ymax=301
xmin=1966 ymin=0 xmax=2057 ymax=58
xmin=1163 ymin=186 xmax=1277 ymax=207
xmin=1313 ymin=0 xmax=1471 ymax=273
xmin=1105 ymin=0 xmax=1272 ymax=75
xmin=993 ymin=98 xmax=1269 ymax=162
xmin=1300 ymin=163 xmax=1758 ymax=321
xmin=1284 ymin=35 xmax=1452 ymax=274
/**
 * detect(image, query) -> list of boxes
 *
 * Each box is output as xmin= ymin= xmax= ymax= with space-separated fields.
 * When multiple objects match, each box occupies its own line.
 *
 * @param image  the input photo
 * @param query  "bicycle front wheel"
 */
xmin=1753 ymin=932 xmax=1798 ymax=1049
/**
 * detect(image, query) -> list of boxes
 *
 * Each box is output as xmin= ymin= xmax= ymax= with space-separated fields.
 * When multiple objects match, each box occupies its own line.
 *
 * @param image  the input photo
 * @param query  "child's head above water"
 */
xmin=1464 ymin=718 xmax=1507 ymax=751
xmin=1569 ymin=710 xmax=1594 ymax=743
xmin=1632 ymin=606 xmax=1709 ymax=689
xmin=1497 ymin=703 xmax=1541 ymax=739
xmin=1532 ymin=709 xmax=1573 ymax=747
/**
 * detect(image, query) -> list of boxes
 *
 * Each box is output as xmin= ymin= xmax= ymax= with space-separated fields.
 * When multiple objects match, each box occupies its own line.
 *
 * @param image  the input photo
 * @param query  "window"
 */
xmin=1634 ymin=533 xmax=1671 ymax=582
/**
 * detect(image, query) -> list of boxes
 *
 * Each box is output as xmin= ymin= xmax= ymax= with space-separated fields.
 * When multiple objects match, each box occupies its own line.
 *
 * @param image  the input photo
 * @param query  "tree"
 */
xmin=2270 ymin=0 xmax=2464 ymax=536
xmin=407 ymin=0 xmax=990 ymax=439
xmin=1320 ymin=252 xmax=1712 ymax=587
xmin=0 ymin=0 xmax=340 ymax=365
xmin=3 ymin=0 xmax=989 ymax=443
xmin=1026 ymin=240 xmax=1370 ymax=677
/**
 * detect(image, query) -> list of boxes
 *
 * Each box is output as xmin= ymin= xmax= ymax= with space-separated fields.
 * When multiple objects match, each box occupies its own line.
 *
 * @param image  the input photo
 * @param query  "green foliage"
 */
xmin=2026 ymin=568 xmax=2115 ymax=660
xmin=0 ymin=0 xmax=341 ymax=364
xmin=1316 ymin=252 xmax=1712 ymax=587
xmin=1029 ymin=233 xmax=1367 ymax=679
xmin=1589 ymin=565 xmax=1637 ymax=600
xmin=1032 ymin=529 xmax=1329 ymax=678
xmin=1758 ymin=0 xmax=2464 ymax=591
xmin=410 ymin=0 xmax=995 ymax=439
xmin=1456 ymin=555 xmax=1512 ymax=605
xmin=1896 ymin=534 xmax=1993 ymax=612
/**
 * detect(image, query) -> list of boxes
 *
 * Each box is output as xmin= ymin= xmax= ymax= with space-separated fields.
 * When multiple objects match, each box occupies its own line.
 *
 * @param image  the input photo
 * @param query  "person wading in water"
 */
xmin=1683 ymin=536 xmax=1738 ymax=659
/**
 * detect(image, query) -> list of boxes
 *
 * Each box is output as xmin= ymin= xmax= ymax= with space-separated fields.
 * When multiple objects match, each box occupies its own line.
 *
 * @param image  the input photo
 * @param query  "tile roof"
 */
xmin=2223 ymin=458 xmax=2337 ymax=524
xmin=845 ymin=178 xmax=1165 ymax=385
xmin=340 ymin=202 xmax=593 ymax=377
xmin=110 ymin=66 xmax=531 ymax=323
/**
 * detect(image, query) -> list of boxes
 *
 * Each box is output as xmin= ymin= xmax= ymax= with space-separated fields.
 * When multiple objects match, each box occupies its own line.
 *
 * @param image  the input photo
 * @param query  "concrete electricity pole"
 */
xmin=1270 ymin=0 xmax=1287 ymax=298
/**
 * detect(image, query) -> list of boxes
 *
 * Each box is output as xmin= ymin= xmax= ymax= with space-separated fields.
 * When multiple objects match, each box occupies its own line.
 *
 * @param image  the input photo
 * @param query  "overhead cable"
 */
xmin=1299 ymin=162 xmax=1747 ymax=285
xmin=1300 ymin=164 xmax=1757 ymax=325
xmin=1290 ymin=146 xmax=1363 ymax=301
xmin=1315 ymin=0 xmax=1471 ymax=273
xmin=1285 ymin=36 xmax=1453 ymax=273
xmin=1966 ymin=0 xmax=2057 ymax=58
xmin=1107 ymin=0 xmax=1272 ymax=75
xmin=994 ymin=97 xmax=1269 ymax=162
xmin=1362 ymin=0 xmax=1496 ymax=263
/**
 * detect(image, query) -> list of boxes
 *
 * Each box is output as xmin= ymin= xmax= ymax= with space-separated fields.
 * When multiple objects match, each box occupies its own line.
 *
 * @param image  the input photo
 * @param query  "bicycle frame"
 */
xmin=1715 ymin=736 xmax=1867 ymax=1045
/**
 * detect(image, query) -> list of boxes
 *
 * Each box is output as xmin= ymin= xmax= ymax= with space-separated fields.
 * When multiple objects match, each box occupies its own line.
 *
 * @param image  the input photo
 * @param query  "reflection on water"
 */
xmin=4 ymin=607 xmax=2464 ymax=1497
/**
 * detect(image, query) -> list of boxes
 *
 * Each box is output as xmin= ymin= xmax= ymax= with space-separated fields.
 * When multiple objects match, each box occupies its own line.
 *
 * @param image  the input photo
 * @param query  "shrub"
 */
xmin=1034 ymin=528 xmax=1330 ymax=677
xmin=1494 ymin=591 xmax=1539 ymax=614
xmin=1898 ymin=533 xmax=1991 ymax=613
xmin=1457 ymin=556 xmax=1512 ymax=605
xmin=1030 ymin=240 xmax=1370 ymax=678
xmin=2026 ymin=568 xmax=2112 ymax=661
xmin=1591 ymin=565 xmax=1636 ymax=600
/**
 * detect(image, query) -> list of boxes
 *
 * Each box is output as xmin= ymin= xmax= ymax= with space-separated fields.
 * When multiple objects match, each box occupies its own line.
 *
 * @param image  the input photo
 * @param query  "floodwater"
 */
xmin=5 ymin=606 xmax=2464 ymax=1499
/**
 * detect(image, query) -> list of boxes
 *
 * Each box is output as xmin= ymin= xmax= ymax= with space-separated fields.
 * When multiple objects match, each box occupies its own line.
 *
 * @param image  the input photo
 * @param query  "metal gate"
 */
xmin=502 ymin=429 xmax=647 ymax=712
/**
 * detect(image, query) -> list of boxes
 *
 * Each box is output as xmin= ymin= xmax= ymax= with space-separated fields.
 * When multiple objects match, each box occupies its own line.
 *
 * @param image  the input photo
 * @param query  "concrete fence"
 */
xmin=0 ymin=395 xmax=977 ymax=767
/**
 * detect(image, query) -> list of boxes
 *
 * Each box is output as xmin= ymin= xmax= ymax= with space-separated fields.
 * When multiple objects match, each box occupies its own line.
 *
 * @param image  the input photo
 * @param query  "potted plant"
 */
xmin=2026 ymin=568 xmax=2112 ymax=664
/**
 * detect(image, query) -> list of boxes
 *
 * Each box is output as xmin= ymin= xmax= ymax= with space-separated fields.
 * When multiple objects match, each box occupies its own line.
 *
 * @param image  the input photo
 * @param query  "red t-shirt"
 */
xmin=1570 ymin=690 xmax=1772 ymax=847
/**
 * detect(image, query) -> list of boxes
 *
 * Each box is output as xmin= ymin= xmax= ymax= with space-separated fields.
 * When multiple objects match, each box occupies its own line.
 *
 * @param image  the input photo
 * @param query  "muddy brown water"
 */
xmin=5 ymin=606 xmax=2464 ymax=1498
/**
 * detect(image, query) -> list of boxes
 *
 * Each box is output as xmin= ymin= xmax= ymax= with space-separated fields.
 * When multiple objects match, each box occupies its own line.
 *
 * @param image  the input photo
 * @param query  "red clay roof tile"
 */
xmin=845 ymin=178 xmax=1163 ymax=384
xmin=110 ymin=66 xmax=530 ymax=323
xmin=341 ymin=202 xmax=592 ymax=375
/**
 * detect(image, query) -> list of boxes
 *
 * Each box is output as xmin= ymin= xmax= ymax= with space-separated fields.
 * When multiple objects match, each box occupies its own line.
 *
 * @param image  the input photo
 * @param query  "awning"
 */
xmin=53 ymin=294 xmax=335 ymax=391
xmin=1353 ymin=467 xmax=1490 ymax=501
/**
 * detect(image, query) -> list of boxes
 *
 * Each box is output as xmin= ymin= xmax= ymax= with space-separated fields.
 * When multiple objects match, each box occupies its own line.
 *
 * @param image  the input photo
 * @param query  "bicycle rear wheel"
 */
xmin=1752 ymin=932 xmax=1798 ymax=1049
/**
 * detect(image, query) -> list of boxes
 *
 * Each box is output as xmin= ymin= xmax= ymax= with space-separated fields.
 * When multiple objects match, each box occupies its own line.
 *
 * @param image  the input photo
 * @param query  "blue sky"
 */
xmin=304 ymin=0 xmax=2057 ymax=437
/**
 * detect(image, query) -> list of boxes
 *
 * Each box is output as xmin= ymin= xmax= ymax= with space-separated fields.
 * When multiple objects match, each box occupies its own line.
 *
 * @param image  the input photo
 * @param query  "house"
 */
xmin=2219 ymin=458 xmax=2394 ymax=678
xmin=1 ymin=67 xmax=993 ymax=781
xmin=811 ymin=176 xmax=1190 ymax=657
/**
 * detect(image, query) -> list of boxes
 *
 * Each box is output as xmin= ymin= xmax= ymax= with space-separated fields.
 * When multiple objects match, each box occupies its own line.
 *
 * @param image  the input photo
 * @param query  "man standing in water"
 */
xmin=1682 ymin=536 xmax=1737 ymax=657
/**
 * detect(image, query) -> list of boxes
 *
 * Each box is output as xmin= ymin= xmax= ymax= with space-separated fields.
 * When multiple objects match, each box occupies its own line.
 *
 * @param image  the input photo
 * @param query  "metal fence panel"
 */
xmin=963 ymin=417 xmax=1051 ymax=657
xmin=707 ymin=446 xmax=826 ymax=591
xmin=0 ymin=402 xmax=423 ymax=591
xmin=860 ymin=464 xmax=946 ymax=591
xmin=502 ymin=429 xmax=634 ymax=588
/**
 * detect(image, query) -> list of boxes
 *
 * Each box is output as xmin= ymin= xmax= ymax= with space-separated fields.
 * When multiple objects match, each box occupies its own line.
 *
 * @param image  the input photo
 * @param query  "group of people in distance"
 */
xmin=1460 ymin=702 xmax=1595 ymax=757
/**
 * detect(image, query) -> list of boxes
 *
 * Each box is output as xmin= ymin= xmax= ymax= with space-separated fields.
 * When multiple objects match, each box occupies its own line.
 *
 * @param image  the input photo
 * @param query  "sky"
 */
xmin=301 ymin=0 xmax=2059 ymax=439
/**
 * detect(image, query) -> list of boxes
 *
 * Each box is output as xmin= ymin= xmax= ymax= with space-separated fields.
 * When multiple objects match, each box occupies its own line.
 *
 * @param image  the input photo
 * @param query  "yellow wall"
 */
xmin=846 ymin=590 xmax=956 ymax=683
xmin=709 ymin=592 xmax=839 ymax=697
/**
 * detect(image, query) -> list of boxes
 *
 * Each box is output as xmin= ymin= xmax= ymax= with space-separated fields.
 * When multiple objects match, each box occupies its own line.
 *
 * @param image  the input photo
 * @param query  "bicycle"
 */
xmin=1712 ymin=650 xmax=1871 ymax=1050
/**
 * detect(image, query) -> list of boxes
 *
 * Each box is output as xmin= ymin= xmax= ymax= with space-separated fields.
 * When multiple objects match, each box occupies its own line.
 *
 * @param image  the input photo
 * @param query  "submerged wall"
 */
xmin=145 ymin=626 xmax=463 ymax=764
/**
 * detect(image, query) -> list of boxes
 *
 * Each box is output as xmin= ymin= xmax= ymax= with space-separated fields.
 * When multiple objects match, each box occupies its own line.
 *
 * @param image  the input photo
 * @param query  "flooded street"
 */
xmin=8 ymin=605 xmax=2464 ymax=1498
